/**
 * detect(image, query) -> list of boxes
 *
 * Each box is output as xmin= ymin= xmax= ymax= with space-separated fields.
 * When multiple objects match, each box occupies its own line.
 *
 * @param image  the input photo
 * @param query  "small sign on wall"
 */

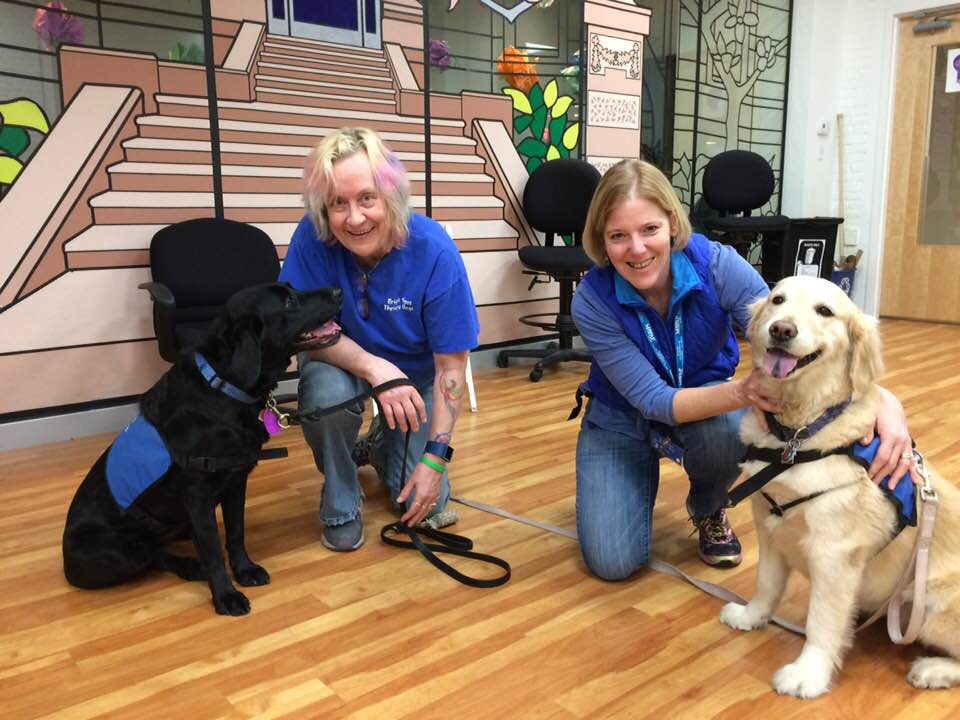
xmin=794 ymin=239 xmax=825 ymax=278
xmin=948 ymin=48 xmax=960 ymax=93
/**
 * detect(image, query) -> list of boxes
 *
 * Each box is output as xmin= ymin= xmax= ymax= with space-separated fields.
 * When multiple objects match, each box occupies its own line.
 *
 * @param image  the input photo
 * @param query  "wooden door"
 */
xmin=880 ymin=13 xmax=960 ymax=322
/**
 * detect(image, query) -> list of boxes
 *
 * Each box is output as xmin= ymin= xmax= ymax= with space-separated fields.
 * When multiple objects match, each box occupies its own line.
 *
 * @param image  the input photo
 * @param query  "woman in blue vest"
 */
xmin=280 ymin=128 xmax=480 ymax=552
xmin=571 ymin=159 xmax=913 ymax=579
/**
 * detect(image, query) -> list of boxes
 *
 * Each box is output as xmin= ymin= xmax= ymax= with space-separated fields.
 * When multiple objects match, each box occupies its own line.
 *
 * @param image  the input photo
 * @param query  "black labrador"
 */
xmin=62 ymin=282 xmax=342 ymax=615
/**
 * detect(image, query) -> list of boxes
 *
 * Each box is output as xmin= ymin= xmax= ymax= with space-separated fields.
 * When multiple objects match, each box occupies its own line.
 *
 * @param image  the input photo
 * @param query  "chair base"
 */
xmin=497 ymin=343 xmax=592 ymax=382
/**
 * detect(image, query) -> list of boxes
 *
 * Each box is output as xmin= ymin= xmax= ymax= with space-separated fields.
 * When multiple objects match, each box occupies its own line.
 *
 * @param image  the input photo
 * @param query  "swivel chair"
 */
xmin=700 ymin=149 xmax=789 ymax=282
xmin=139 ymin=218 xmax=281 ymax=362
xmin=496 ymin=158 xmax=602 ymax=382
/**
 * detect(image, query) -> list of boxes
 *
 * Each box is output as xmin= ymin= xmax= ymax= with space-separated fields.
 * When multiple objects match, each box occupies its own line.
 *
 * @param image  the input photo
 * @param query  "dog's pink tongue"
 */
xmin=314 ymin=319 xmax=341 ymax=339
xmin=763 ymin=349 xmax=799 ymax=379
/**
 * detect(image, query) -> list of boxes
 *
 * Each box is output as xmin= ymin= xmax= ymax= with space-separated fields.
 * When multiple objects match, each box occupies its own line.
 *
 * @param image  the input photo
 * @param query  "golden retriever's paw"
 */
xmin=772 ymin=648 xmax=833 ymax=698
xmin=720 ymin=601 xmax=768 ymax=631
xmin=907 ymin=657 xmax=960 ymax=689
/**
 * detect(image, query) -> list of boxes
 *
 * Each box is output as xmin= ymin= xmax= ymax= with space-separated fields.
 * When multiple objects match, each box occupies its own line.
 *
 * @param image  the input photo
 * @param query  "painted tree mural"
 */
xmin=681 ymin=0 xmax=788 ymax=150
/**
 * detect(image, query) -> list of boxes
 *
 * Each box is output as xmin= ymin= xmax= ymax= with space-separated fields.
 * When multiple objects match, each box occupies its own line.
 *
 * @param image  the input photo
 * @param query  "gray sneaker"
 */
xmin=322 ymin=517 xmax=365 ymax=552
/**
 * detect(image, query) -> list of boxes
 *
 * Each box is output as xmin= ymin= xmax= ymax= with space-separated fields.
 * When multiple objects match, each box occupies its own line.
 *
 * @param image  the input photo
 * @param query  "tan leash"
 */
xmin=855 ymin=450 xmax=938 ymax=644
xmin=453 ymin=457 xmax=938 ymax=643
xmin=450 ymin=495 xmax=807 ymax=635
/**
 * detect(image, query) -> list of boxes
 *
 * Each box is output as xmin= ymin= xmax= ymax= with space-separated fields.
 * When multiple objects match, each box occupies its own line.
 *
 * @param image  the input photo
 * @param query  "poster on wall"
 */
xmin=947 ymin=48 xmax=960 ymax=93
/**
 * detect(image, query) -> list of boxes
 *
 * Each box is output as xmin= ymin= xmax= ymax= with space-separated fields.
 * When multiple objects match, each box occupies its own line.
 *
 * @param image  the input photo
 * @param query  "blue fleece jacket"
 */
xmin=572 ymin=234 xmax=768 ymax=437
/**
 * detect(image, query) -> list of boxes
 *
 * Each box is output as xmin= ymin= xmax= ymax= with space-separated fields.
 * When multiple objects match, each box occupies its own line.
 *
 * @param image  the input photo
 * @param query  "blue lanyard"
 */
xmin=637 ymin=310 xmax=684 ymax=387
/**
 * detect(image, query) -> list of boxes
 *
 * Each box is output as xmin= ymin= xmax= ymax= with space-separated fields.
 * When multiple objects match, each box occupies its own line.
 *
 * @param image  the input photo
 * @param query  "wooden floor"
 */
xmin=2 ymin=319 xmax=960 ymax=719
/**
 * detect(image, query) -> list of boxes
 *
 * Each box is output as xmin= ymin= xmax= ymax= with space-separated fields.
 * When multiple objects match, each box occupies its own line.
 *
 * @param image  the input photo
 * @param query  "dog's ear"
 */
xmin=847 ymin=310 xmax=884 ymax=397
xmin=745 ymin=295 xmax=768 ymax=341
xmin=227 ymin=316 xmax=264 ymax=390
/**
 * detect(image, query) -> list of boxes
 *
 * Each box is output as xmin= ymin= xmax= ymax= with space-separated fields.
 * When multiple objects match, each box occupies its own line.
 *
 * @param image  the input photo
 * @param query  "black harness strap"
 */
xmin=727 ymin=445 xmax=850 ymax=508
xmin=761 ymin=481 xmax=860 ymax=517
xmin=380 ymin=522 xmax=511 ymax=588
xmin=171 ymin=446 xmax=288 ymax=473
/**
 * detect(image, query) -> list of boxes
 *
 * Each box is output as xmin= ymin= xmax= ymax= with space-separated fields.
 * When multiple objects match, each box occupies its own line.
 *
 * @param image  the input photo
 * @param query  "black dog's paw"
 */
xmin=233 ymin=562 xmax=270 ymax=587
xmin=158 ymin=553 xmax=206 ymax=581
xmin=213 ymin=588 xmax=251 ymax=616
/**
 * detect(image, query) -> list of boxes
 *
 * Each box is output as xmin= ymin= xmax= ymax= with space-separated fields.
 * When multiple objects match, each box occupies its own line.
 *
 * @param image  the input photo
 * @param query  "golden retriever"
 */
xmin=719 ymin=275 xmax=960 ymax=697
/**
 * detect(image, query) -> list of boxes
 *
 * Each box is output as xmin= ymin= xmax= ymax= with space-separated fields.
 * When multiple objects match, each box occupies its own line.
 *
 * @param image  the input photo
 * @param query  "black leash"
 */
xmin=274 ymin=377 xmax=511 ymax=588
xmin=380 ymin=523 xmax=511 ymax=588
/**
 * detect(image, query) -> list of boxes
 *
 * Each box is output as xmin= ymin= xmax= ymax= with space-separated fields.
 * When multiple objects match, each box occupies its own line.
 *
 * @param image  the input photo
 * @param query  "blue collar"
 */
xmin=193 ymin=352 xmax=259 ymax=404
xmin=613 ymin=249 xmax=701 ymax=318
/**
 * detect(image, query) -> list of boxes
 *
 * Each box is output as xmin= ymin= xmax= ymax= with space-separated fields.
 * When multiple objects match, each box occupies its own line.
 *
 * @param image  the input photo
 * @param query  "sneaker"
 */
xmin=418 ymin=508 xmax=459 ymax=531
xmin=351 ymin=414 xmax=384 ymax=468
xmin=693 ymin=509 xmax=742 ymax=567
xmin=322 ymin=517 xmax=365 ymax=552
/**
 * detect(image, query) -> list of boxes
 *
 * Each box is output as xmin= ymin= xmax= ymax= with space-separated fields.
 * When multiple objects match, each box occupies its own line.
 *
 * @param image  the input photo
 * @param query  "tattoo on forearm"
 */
xmin=433 ymin=368 xmax=464 ymax=444
xmin=438 ymin=369 xmax=464 ymax=416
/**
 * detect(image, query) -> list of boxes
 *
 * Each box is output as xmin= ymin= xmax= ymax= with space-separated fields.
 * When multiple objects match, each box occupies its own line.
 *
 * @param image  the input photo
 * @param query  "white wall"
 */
xmin=782 ymin=0 xmax=957 ymax=313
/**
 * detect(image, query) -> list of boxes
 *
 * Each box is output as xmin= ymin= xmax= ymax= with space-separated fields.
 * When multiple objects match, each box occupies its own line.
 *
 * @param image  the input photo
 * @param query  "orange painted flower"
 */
xmin=496 ymin=45 xmax=539 ymax=94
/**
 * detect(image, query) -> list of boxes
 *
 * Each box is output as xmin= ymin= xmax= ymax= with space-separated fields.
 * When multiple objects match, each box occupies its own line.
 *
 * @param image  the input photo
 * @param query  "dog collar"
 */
xmin=764 ymin=399 xmax=852 ymax=442
xmin=193 ymin=352 xmax=259 ymax=405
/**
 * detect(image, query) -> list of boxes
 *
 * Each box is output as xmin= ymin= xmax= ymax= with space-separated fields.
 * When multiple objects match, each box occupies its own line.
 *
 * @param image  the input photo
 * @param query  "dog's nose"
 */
xmin=769 ymin=320 xmax=797 ymax=342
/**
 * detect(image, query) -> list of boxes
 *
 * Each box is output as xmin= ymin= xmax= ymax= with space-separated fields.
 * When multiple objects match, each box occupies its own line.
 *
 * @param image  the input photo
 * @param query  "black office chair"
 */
xmin=700 ymin=149 xmax=789 ymax=277
xmin=496 ymin=158 xmax=602 ymax=382
xmin=139 ymin=218 xmax=281 ymax=362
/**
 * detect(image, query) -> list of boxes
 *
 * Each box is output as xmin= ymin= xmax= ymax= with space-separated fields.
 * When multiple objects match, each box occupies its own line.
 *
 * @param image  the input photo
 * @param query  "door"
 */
xmin=266 ymin=0 xmax=381 ymax=49
xmin=880 ymin=12 xmax=960 ymax=322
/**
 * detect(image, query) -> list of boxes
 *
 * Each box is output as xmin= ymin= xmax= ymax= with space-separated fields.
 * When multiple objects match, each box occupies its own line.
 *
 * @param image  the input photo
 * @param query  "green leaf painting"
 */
xmin=0 ymin=97 xmax=50 ymax=186
xmin=502 ymin=77 xmax=581 ymax=212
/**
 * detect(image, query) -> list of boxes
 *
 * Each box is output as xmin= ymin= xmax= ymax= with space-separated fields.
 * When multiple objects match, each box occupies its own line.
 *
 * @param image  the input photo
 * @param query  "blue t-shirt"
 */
xmin=279 ymin=213 xmax=480 ymax=385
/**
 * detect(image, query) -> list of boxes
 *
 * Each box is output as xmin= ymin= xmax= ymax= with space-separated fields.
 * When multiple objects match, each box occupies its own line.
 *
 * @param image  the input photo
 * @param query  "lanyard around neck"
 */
xmin=637 ymin=310 xmax=684 ymax=387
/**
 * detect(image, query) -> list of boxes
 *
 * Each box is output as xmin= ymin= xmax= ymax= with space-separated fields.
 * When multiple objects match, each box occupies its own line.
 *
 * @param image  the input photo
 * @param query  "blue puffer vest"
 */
xmin=581 ymin=233 xmax=740 ymax=413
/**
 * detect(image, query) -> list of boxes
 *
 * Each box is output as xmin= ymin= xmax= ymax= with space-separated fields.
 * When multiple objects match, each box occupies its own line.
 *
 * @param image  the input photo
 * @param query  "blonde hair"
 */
xmin=302 ymin=127 xmax=411 ymax=248
xmin=581 ymin=159 xmax=692 ymax=266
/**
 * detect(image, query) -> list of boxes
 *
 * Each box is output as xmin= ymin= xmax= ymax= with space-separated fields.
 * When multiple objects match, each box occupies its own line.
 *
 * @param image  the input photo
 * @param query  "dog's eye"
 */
xmin=816 ymin=305 xmax=834 ymax=317
xmin=284 ymin=295 xmax=295 ymax=309
xmin=771 ymin=295 xmax=785 ymax=305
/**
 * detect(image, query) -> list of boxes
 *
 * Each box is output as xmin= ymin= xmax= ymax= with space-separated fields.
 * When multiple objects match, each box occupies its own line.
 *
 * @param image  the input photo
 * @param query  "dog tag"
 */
xmin=260 ymin=407 xmax=283 ymax=435
xmin=781 ymin=438 xmax=802 ymax=464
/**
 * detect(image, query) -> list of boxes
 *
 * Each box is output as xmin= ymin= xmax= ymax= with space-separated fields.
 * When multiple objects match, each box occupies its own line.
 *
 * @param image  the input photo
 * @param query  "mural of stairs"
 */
xmin=65 ymin=33 xmax=519 ymax=269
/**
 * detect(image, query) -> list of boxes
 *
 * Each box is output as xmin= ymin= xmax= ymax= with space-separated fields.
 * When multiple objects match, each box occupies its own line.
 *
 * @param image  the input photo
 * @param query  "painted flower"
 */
xmin=33 ymin=1 xmax=85 ymax=51
xmin=723 ymin=1 xmax=759 ymax=43
xmin=429 ymin=39 xmax=451 ymax=71
xmin=755 ymin=36 xmax=775 ymax=71
xmin=496 ymin=45 xmax=539 ymax=94
xmin=502 ymin=78 xmax=580 ymax=174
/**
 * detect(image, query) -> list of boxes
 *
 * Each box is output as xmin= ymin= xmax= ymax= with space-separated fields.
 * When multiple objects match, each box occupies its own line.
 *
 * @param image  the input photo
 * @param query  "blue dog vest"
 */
xmin=850 ymin=438 xmax=917 ymax=528
xmin=106 ymin=414 xmax=172 ymax=511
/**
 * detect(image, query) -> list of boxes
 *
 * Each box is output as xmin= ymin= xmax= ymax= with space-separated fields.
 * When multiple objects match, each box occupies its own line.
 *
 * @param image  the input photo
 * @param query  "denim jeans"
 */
xmin=576 ymin=398 xmax=746 ymax=580
xmin=297 ymin=355 xmax=450 ymax=527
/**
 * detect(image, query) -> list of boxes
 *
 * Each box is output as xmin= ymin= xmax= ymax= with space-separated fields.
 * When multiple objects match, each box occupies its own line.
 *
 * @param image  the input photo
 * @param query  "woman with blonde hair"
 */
xmin=280 ymin=127 xmax=479 ymax=551
xmin=571 ymin=159 xmax=912 ymax=579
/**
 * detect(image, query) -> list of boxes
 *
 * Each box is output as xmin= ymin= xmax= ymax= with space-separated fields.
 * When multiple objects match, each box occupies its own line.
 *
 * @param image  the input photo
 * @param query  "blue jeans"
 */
xmin=575 ymin=399 xmax=746 ymax=580
xmin=297 ymin=355 xmax=450 ymax=527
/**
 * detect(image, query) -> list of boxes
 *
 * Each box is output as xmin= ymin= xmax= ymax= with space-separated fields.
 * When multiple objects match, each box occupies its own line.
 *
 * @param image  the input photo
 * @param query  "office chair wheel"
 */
xmin=496 ymin=351 xmax=510 ymax=368
xmin=529 ymin=367 xmax=544 ymax=382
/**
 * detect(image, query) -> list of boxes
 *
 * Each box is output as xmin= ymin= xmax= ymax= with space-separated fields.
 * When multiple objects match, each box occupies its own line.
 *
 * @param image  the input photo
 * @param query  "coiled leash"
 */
xmin=268 ymin=379 xmax=511 ymax=588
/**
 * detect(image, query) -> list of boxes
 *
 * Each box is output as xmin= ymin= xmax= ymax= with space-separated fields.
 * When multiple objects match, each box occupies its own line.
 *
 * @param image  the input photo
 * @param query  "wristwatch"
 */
xmin=423 ymin=441 xmax=454 ymax=463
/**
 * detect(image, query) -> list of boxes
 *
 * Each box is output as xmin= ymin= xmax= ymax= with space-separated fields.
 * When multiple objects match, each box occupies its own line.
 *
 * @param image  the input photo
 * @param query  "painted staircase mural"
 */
xmin=0 ymin=0 xmax=653 ymax=418
xmin=0 ymin=23 xmax=557 ymax=416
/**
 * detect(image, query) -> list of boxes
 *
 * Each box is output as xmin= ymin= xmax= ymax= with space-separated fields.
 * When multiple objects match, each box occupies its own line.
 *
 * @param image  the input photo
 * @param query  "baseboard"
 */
xmin=0 ymin=337 xmax=589 ymax=452
xmin=0 ymin=378 xmax=300 ymax=452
